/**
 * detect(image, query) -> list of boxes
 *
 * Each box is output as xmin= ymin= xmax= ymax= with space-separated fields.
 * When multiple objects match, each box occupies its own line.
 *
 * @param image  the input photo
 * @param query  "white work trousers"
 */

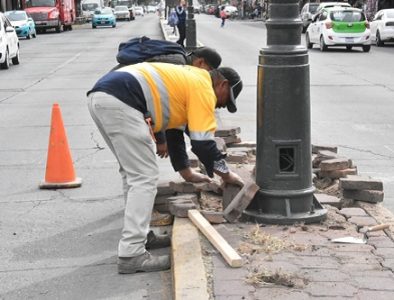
xmin=87 ymin=92 xmax=159 ymax=257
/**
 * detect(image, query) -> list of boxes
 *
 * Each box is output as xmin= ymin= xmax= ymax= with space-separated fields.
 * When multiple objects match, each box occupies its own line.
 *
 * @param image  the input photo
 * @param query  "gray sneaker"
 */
xmin=118 ymin=252 xmax=171 ymax=274
xmin=146 ymin=230 xmax=171 ymax=249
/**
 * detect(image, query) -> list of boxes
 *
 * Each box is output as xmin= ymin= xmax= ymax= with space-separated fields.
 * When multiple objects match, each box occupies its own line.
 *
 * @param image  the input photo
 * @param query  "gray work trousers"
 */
xmin=87 ymin=92 xmax=159 ymax=257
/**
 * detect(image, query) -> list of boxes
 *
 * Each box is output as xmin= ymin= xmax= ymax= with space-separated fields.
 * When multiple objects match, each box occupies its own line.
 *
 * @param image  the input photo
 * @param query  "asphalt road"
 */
xmin=0 ymin=14 xmax=175 ymax=300
xmin=194 ymin=13 xmax=394 ymax=213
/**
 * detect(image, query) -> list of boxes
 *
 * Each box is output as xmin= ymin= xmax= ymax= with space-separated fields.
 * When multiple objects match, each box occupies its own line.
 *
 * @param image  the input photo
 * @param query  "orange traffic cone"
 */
xmin=40 ymin=103 xmax=82 ymax=189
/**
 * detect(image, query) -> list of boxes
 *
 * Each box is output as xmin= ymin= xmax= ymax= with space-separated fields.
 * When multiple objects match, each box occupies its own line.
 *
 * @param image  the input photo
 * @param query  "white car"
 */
xmin=133 ymin=6 xmax=144 ymax=16
xmin=314 ymin=2 xmax=351 ymax=15
xmin=147 ymin=5 xmax=156 ymax=13
xmin=370 ymin=9 xmax=394 ymax=46
xmin=0 ymin=12 xmax=20 ymax=70
xmin=114 ymin=5 xmax=131 ymax=21
xmin=223 ymin=5 xmax=238 ymax=18
xmin=306 ymin=7 xmax=371 ymax=52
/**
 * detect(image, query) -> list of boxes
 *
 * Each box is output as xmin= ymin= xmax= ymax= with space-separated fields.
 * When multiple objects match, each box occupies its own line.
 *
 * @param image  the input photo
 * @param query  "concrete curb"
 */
xmin=172 ymin=217 xmax=209 ymax=300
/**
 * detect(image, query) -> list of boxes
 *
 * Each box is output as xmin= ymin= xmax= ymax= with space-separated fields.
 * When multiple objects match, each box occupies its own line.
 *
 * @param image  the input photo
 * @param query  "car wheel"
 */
xmin=12 ymin=49 xmax=20 ymax=65
xmin=0 ymin=49 xmax=10 ymax=69
xmin=69 ymin=25 xmax=73 ymax=31
xmin=92 ymin=25 xmax=96 ymax=28
xmin=27 ymin=31 xmax=31 ymax=39
xmin=346 ymin=46 xmax=352 ymax=51
xmin=376 ymin=31 xmax=384 ymax=47
xmin=302 ymin=25 xmax=307 ymax=34
xmin=319 ymin=36 xmax=327 ymax=52
xmin=56 ymin=23 xmax=61 ymax=33
xmin=305 ymin=33 xmax=313 ymax=49
xmin=32 ymin=30 xmax=37 ymax=38
xmin=112 ymin=24 xmax=116 ymax=28
xmin=362 ymin=45 xmax=371 ymax=53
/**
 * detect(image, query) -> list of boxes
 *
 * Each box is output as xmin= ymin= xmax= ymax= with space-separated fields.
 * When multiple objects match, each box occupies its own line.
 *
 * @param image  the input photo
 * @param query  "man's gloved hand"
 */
xmin=179 ymin=167 xmax=212 ymax=183
xmin=156 ymin=142 xmax=168 ymax=158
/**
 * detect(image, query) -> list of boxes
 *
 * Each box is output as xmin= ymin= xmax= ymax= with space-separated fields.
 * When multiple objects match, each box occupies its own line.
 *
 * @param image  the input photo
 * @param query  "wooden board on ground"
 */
xmin=188 ymin=209 xmax=243 ymax=268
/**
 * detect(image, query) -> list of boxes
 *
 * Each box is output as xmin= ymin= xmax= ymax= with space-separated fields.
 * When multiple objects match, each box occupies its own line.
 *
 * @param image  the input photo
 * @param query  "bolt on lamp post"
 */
xmin=186 ymin=0 xmax=197 ymax=50
xmin=242 ymin=0 xmax=327 ymax=224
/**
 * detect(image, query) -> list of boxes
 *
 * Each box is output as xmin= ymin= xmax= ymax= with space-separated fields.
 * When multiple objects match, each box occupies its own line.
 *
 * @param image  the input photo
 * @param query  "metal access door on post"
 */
xmin=242 ymin=0 xmax=327 ymax=225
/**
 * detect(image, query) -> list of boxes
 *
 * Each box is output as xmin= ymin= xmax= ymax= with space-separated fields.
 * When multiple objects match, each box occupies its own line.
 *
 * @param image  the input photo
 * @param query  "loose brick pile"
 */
xmin=153 ymin=131 xmax=386 ymax=226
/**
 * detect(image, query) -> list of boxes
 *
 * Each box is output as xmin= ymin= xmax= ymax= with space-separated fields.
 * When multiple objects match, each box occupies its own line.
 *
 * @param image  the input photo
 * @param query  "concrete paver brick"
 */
xmin=169 ymin=181 xmax=198 ymax=193
xmin=327 ymin=243 xmax=375 ymax=253
xmin=213 ymin=279 xmax=255 ymax=297
xmin=339 ymin=262 xmax=384 ymax=272
xmin=254 ymin=288 xmax=310 ymax=300
xmin=304 ymin=282 xmax=358 ymax=297
xmin=314 ymin=193 xmax=342 ymax=208
xmin=302 ymin=268 xmax=350 ymax=282
xmin=381 ymin=258 xmax=394 ymax=270
xmin=319 ymin=168 xmax=357 ymax=179
xmin=320 ymin=158 xmax=350 ymax=171
xmin=292 ymin=255 xmax=340 ymax=269
xmin=223 ymin=182 xmax=260 ymax=223
xmin=373 ymin=247 xmax=394 ymax=259
xmin=333 ymin=252 xmax=382 ymax=265
xmin=157 ymin=182 xmax=176 ymax=196
xmin=222 ymin=184 xmax=242 ymax=210
xmin=169 ymin=200 xmax=197 ymax=218
xmin=225 ymin=152 xmax=248 ymax=164
xmin=348 ymin=216 xmax=378 ymax=227
xmin=200 ymin=211 xmax=226 ymax=224
xmin=339 ymin=176 xmax=383 ymax=191
xmin=367 ymin=236 xmax=394 ymax=248
xmin=215 ymin=126 xmax=241 ymax=137
xmin=357 ymin=290 xmax=394 ymax=300
xmin=343 ymin=189 xmax=384 ymax=203
xmin=312 ymin=144 xmax=338 ymax=154
xmin=222 ymin=135 xmax=242 ymax=145
xmin=352 ymin=276 xmax=394 ymax=291
xmin=339 ymin=207 xmax=368 ymax=218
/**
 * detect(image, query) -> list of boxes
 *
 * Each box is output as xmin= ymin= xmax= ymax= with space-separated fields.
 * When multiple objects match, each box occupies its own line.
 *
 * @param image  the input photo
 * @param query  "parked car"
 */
xmin=147 ymin=5 xmax=156 ymax=13
xmin=370 ymin=9 xmax=394 ymax=46
xmin=92 ymin=7 xmax=116 ymax=28
xmin=305 ymin=7 xmax=371 ymax=52
xmin=5 ymin=10 xmax=36 ymax=39
xmin=133 ymin=6 xmax=144 ymax=16
xmin=114 ymin=5 xmax=131 ymax=21
xmin=223 ymin=5 xmax=238 ymax=18
xmin=315 ymin=1 xmax=351 ymax=15
xmin=300 ymin=2 xmax=319 ymax=33
xmin=0 ymin=12 xmax=20 ymax=69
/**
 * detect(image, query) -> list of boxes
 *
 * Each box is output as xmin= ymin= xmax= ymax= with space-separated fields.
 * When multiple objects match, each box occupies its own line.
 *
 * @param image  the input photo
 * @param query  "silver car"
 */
xmin=114 ymin=5 xmax=131 ymax=21
xmin=0 ymin=12 xmax=19 ymax=70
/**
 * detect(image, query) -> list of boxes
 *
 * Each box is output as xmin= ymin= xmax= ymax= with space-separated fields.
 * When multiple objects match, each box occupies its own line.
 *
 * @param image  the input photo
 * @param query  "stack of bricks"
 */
xmin=339 ymin=175 xmax=384 ymax=203
xmin=154 ymin=180 xmax=227 ymax=224
xmin=312 ymin=144 xmax=357 ymax=179
xmin=215 ymin=126 xmax=257 ymax=164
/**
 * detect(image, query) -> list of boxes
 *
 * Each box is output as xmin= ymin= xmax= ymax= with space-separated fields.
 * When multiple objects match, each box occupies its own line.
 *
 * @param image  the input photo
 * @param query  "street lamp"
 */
xmin=185 ymin=0 xmax=197 ymax=50
xmin=243 ymin=0 xmax=327 ymax=224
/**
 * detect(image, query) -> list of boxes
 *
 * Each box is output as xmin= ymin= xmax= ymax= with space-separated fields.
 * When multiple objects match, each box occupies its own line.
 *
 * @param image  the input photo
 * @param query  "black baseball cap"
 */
xmin=188 ymin=46 xmax=222 ymax=69
xmin=217 ymin=67 xmax=243 ymax=113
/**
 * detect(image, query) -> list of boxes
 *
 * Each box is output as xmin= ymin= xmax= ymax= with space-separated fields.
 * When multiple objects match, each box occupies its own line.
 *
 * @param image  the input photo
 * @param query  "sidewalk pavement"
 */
xmin=158 ymin=19 xmax=394 ymax=299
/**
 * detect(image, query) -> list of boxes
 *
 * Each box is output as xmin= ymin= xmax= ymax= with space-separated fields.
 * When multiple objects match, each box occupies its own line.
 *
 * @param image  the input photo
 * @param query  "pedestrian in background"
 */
xmin=87 ymin=62 xmax=244 ymax=274
xmin=220 ymin=6 xmax=226 ymax=27
xmin=175 ymin=0 xmax=187 ymax=47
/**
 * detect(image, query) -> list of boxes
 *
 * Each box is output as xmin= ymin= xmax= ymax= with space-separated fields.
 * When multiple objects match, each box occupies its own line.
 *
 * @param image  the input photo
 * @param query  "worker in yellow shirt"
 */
xmin=87 ymin=62 xmax=243 ymax=274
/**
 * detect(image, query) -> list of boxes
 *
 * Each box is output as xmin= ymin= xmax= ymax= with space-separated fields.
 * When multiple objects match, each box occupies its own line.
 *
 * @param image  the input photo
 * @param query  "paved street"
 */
xmin=0 ymin=14 xmax=176 ymax=299
xmin=0 ymin=11 xmax=394 ymax=299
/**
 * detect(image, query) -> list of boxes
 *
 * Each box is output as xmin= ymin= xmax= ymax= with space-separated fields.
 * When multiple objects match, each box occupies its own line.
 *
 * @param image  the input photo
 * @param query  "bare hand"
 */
xmin=221 ymin=171 xmax=244 ymax=187
xmin=179 ymin=167 xmax=212 ymax=183
xmin=156 ymin=143 xmax=168 ymax=158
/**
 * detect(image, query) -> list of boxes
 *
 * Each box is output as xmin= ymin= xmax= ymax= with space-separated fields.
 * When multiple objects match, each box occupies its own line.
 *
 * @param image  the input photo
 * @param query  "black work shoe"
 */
xmin=146 ymin=230 xmax=171 ymax=249
xmin=118 ymin=252 xmax=171 ymax=274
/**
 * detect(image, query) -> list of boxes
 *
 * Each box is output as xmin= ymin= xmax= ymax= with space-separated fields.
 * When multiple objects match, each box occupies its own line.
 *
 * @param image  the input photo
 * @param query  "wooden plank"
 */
xmin=188 ymin=209 xmax=242 ymax=268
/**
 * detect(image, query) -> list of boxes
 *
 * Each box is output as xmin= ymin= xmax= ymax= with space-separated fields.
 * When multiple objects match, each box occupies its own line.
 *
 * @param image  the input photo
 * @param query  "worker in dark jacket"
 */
xmin=87 ymin=63 xmax=243 ymax=274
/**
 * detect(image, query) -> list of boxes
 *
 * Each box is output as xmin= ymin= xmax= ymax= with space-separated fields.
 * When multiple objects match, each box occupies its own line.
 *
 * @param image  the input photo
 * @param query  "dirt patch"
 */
xmin=241 ymin=225 xmax=307 ymax=254
xmin=246 ymin=267 xmax=307 ymax=288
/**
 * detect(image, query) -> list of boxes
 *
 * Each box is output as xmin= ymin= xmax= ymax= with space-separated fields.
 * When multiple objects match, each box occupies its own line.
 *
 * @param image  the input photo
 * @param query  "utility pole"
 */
xmin=185 ymin=0 xmax=197 ymax=50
